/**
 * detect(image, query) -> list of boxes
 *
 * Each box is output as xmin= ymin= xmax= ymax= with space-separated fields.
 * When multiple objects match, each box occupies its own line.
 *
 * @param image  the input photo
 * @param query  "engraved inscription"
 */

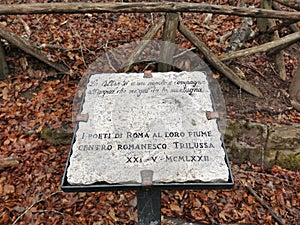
xmin=67 ymin=71 xmax=229 ymax=185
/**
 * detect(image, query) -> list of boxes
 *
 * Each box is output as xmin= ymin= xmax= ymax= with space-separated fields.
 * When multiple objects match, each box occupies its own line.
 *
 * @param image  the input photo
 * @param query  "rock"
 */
xmin=225 ymin=121 xmax=300 ymax=170
xmin=40 ymin=126 xmax=73 ymax=145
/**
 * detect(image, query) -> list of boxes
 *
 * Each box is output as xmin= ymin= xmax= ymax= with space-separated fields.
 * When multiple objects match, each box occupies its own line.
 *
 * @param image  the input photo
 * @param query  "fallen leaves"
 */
xmin=160 ymin=164 xmax=300 ymax=224
xmin=0 ymin=0 xmax=299 ymax=224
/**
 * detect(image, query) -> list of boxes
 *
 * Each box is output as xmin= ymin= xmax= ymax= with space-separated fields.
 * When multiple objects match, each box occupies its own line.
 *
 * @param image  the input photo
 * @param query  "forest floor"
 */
xmin=0 ymin=0 xmax=300 ymax=224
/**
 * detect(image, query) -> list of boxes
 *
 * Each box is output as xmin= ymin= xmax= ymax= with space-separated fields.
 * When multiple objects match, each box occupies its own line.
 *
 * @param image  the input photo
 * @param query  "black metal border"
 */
xmin=61 ymin=72 xmax=234 ymax=192
xmin=61 ymin=146 xmax=233 ymax=192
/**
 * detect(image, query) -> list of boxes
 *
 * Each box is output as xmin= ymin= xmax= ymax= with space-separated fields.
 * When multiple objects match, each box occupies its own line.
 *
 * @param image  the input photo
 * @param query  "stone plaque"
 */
xmin=67 ymin=71 xmax=230 ymax=185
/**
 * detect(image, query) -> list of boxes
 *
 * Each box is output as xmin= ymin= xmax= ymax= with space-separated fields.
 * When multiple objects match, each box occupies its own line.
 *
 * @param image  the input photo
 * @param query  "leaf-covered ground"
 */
xmin=0 ymin=0 xmax=300 ymax=224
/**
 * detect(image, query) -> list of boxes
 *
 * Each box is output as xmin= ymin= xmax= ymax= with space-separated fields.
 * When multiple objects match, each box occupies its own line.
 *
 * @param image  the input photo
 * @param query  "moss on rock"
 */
xmin=40 ymin=126 xmax=73 ymax=145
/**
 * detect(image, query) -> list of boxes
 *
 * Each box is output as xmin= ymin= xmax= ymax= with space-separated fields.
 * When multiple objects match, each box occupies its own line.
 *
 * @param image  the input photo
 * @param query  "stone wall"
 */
xmin=40 ymin=121 xmax=300 ymax=170
xmin=224 ymin=121 xmax=300 ymax=170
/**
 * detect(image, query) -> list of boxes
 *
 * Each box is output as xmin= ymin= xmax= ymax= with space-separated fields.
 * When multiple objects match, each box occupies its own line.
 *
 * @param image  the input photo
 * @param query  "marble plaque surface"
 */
xmin=67 ymin=71 xmax=229 ymax=185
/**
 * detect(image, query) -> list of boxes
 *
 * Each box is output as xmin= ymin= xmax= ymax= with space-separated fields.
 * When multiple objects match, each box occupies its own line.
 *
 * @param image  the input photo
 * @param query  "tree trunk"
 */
xmin=0 ymin=41 xmax=9 ymax=80
xmin=289 ymin=64 xmax=300 ymax=112
xmin=0 ymin=2 xmax=299 ymax=20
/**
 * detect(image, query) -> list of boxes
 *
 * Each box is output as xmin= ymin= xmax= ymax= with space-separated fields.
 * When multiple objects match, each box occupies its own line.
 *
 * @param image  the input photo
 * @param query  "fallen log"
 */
xmin=0 ymin=2 xmax=299 ymax=20
xmin=219 ymin=31 xmax=300 ymax=62
xmin=0 ymin=23 xmax=68 ymax=74
xmin=178 ymin=21 xmax=263 ymax=98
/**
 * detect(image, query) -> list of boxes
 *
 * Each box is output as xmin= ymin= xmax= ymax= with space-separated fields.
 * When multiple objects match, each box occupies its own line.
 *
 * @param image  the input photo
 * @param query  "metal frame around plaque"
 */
xmin=61 ymin=72 xmax=234 ymax=192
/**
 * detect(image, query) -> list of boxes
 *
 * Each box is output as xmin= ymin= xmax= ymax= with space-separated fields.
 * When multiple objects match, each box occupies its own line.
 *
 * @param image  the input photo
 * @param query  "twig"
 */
xmin=241 ymin=106 xmax=293 ymax=115
xmin=12 ymin=191 xmax=63 ymax=225
xmin=234 ymin=169 xmax=299 ymax=194
xmin=17 ymin=15 xmax=31 ymax=37
xmin=0 ymin=211 xmax=5 ymax=218
xmin=239 ymin=180 xmax=285 ymax=225
xmin=234 ymin=61 xmax=265 ymax=78
xmin=143 ymin=61 xmax=156 ymax=72
xmin=105 ymin=52 xmax=117 ymax=72
xmin=78 ymin=36 xmax=87 ymax=69
xmin=38 ymin=44 xmax=70 ymax=51
xmin=68 ymin=25 xmax=87 ymax=69
xmin=173 ymin=47 xmax=196 ymax=59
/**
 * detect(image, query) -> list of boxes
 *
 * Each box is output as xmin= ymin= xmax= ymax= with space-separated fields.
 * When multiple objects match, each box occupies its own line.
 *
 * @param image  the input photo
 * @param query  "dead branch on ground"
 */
xmin=0 ymin=2 xmax=300 ymax=20
xmin=240 ymin=180 xmax=285 ymax=225
xmin=0 ymin=24 xmax=68 ymax=74
xmin=12 ymin=191 xmax=63 ymax=225
xmin=219 ymin=31 xmax=300 ymax=62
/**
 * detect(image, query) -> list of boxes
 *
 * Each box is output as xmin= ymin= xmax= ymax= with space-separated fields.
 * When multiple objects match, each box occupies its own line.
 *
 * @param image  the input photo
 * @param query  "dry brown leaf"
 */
xmin=170 ymin=204 xmax=181 ymax=212
xmin=4 ymin=184 xmax=15 ymax=194
xmin=202 ymin=204 xmax=210 ymax=214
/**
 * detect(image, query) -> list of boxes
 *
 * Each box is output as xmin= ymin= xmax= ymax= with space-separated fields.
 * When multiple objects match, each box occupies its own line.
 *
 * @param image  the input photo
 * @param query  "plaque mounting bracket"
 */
xmin=75 ymin=113 xmax=89 ymax=122
xmin=206 ymin=111 xmax=220 ymax=120
xmin=143 ymin=70 xmax=153 ymax=78
xmin=140 ymin=170 xmax=154 ymax=186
